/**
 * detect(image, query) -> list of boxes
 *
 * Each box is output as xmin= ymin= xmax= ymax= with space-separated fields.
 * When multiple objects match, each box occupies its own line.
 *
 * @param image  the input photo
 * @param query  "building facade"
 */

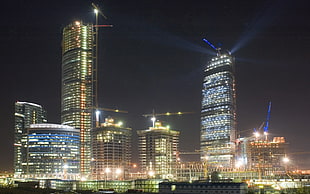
xmin=246 ymin=137 xmax=287 ymax=177
xmin=200 ymin=49 xmax=237 ymax=168
xmin=159 ymin=182 xmax=248 ymax=194
xmin=25 ymin=124 xmax=80 ymax=180
xmin=14 ymin=101 xmax=47 ymax=177
xmin=61 ymin=21 xmax=94 ymax=176
xmin=137 ymin=121 xmax=180 ymax=179
xmin=91 ymin=117 xmax=132 ymax=180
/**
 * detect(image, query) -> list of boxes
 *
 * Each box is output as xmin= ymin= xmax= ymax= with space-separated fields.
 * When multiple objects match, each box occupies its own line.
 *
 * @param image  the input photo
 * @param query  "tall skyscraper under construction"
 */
xmin=61 ymin=21 xmax=94 ymax=176
xmin=200 ymin=49 xmax=236 ymax=168
xmin=14 ymin=101 xmax=47 ymax=177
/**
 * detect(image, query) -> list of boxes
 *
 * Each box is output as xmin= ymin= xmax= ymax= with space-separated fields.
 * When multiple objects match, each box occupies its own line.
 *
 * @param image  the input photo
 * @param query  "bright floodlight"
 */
xmin=94 ymin=9 xmax=98 ymax=14
xmin=254 ymin=132 xmax=260 ymax=138
xmin=116 ymin=168 xmax=122 ymax=174
xmin=283 ymin=157 xmax=290 ymax=163
xmin=105 ymin=168 xmax=111 ymax=173
xmin=148 ymin=170 xmax=155 ymax=177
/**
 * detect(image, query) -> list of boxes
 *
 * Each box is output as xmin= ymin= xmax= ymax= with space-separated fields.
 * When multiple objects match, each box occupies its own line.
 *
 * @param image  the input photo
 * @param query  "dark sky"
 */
xmin=1 ymin=0 xmax=310 ymax=171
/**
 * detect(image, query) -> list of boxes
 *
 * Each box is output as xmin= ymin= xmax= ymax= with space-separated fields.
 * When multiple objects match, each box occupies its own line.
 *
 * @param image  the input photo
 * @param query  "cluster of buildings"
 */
xmin=10 ymin=11 xmax=302 ymax=193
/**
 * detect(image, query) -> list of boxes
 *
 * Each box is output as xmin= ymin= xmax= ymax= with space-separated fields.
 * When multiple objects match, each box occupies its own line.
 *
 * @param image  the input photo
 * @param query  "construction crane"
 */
xmin=263 ymin=101 xmax=272 ymax=139
xmin=142 ymin=111 xmax=194 ymax=127
xmin=202 ymin=38 xmax=223 ymax=55
xmin=91 ymin=3 xmax=113 ymax=114
xmin=91 ymin=107 xmax=128 ymax=127
xmin=202 ymin=38 xmax=217 ymax=50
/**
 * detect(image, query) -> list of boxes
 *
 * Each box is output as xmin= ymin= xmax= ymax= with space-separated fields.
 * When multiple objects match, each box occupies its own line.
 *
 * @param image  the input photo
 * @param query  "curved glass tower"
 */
xmin=26 ymin=124 xmax=80 ymax=179
xmin=61 ymin=21 xmax=94 ymax=176
xmin=200 ymin=49 xmax=236 ymax=168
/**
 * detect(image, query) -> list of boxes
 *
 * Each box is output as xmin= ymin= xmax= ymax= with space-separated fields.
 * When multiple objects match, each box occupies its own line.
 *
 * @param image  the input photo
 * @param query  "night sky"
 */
xmin=1 ymin=0 xmax=310 ymax=171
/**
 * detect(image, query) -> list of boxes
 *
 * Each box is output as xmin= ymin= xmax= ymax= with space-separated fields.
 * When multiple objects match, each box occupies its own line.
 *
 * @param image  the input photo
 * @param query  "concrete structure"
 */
xmin=159 ymin=182 xmax=248 ymax=194
xmin=91 ymin=117 xmax=132 ymax=180
xmin=24 ymin=124 xmax=80 ymax=180
xmin=246 ymin=137 xmax=288 ymax=177
xmin=61 ymin=21 xmax=94 ymax=177
xmin=200 ymin=49 xmax=236 ymax=168
xmin=175 ymin=161 xmax=205 ymax=182
xmin=14 ymin=101 xmax=47 ymax=177
xmin=137 ymin=121 xmax=179 ymax=179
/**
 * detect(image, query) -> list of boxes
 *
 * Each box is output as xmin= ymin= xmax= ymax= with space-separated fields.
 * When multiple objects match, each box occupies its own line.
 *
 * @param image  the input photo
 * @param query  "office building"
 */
xmin=91 ymin=117 xmax=132 ymax=180
xmin=200 ymin=49 xmax=236 ymax=168
xmin=61 ymin=21 xmax=94 ymax=176
xmin=137 ymin=121 xmax=180 ymax=179
xmin=14 ymin=101 xmax=47 ymax=177
xmin=25 ymin=124 xmax=80 ymax=180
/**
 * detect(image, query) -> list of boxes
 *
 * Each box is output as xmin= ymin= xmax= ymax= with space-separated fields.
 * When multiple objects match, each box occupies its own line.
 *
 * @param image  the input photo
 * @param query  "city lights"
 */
xmin=6 ymin=2 xmax=310 ymax=194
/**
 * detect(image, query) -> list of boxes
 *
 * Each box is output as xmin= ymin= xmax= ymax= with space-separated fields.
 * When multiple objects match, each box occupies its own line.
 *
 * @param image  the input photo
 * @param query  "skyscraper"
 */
xmin=200 ymin=49 xmax=236 ymax=168
xmin=61 ymin=21 xmax=94 ymax=176
xmin=25 ymin=124 xmax=80 ymax=180
xmin=137 ymin=121 xmax=179 ymax=179
xmin=14 ymin=101 xmax=47 ymax=177
xmin=91 ymin=117 xmax=132 ymax=180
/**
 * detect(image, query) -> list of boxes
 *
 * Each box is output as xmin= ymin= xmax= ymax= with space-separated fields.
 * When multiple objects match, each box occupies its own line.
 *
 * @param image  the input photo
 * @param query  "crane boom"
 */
xmin=142 ymin=111 xmax=194 ymax=117
xmin=202 ymin=38 xmax=217 ymax=50
xmin=264 ymin=101 xmax=272 ymax=133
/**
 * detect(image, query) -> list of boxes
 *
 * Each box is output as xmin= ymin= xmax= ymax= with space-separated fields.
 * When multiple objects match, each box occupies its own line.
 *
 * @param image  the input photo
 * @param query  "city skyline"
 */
xmin=1 ymin=0 xmax=310 ymax=171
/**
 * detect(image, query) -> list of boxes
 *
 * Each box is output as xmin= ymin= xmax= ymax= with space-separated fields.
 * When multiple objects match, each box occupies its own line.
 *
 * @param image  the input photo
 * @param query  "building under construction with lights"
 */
xmin=61 ymin=21 xmax=94 ymax=177
xmin=137 ymin=121 xmax=180 ymax=179
xmin=200 ymin=48 xmax=237 ymax=168
xmin=239 ymin=136 xmax=288 ymax=177
xmin=91 ymin=118 xmax=132 ymax=180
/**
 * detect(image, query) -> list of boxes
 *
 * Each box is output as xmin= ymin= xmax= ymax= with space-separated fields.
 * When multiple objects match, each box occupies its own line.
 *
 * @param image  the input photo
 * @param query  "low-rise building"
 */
xmin=159 ymin=182 xmax=248 ymax=194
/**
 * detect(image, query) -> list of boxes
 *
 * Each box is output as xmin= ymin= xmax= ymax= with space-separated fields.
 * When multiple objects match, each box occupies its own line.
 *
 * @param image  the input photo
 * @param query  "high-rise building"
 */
xmin=14 ymin=101 xmax=47 ymax=177
xmin=91 ymin=117 xmax=132 ymax=180
xmin=137 ymin=121 xmax=180 ymax=179
xmin=61 ymin=21 xmax=94 ymax=176
xmin=200 ymin=49 xmax=236 ymax=168
xmin=25 ymin=124 xmax=80 ymax=180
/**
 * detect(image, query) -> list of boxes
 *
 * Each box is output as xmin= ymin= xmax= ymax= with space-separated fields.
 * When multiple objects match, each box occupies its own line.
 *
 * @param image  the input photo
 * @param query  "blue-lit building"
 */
xmin=14 ymin=101 xmax=47 ymax=177
xmin=200 ymin=49 xmax=236 ymax=168
xmin=24 ymin=124 xmax=80 ymax=180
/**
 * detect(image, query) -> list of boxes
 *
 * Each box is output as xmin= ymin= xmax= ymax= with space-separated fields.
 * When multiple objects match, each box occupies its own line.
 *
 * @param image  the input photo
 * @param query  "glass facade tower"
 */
xmin=14 ymin=101 xmax=47 ymax=177
xmin=200 ymin=49 xmax=236 ymax=168
xmin=61 ymin=21 xmax=94 ymax=176
xmin=26 ymin=124 xmax=80 ymax=180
